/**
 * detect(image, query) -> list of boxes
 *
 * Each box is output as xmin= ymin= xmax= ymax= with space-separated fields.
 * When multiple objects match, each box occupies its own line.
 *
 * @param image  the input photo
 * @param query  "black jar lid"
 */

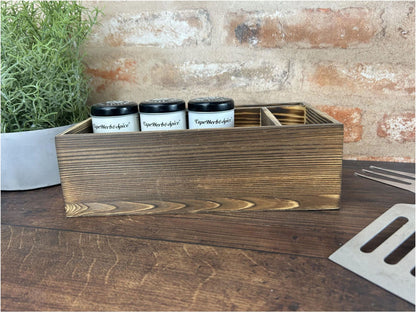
xmin=91 ymin=101 xmax=138 ymax=116
xmin=188 ymin=97 xmax=234 ymax=112
xmin=139 ymin=98 xmax=185 ymax=113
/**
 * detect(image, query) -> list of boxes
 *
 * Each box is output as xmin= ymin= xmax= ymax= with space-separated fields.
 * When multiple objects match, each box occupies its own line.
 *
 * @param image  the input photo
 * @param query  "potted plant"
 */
xmin=1 ymin=1 xmax=101 ymax=190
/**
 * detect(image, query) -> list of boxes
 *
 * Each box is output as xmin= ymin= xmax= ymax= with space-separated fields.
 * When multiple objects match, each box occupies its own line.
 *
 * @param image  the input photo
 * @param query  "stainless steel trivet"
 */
xmin=329 ymin=203 xmax=415 ymax=304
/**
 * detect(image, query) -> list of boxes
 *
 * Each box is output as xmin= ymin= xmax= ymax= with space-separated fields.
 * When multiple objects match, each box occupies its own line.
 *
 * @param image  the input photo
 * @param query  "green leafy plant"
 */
xmin=1 ymin=1 xmax=101 ymax=132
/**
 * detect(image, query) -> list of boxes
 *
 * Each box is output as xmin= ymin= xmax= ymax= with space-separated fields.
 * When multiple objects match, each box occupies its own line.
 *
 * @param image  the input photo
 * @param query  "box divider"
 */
xmin=260 ymin=107 xmax=282 ymax=126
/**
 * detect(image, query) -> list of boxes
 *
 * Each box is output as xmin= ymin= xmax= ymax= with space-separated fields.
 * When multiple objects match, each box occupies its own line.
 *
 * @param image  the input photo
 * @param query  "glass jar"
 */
xmin=91 ymin=101 xmax=139 ymax=133
xmin=139 ymin=98 xmax=186 ymax=131
xmin=188 ymin=97 xmax=234 ymax=129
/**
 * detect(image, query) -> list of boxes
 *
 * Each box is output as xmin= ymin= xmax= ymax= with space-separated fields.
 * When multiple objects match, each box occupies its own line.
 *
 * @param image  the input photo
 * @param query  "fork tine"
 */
xmin=354 ymin=172 xmax=414 ymax=192
xmin=362 ymin=169 xmax=412 ymax=184
xmin=369 ymin=166 xmax=415 ymax=179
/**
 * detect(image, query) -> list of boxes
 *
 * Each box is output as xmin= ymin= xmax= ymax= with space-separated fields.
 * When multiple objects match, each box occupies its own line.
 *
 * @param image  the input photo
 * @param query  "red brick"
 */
xmin=86 ymin=58 xmax=137 ymax=93
xmin=150 ymin=60 xmax=292 ymax=91
xmin=91 ymin=10 xmax=211 ymax=48
xmin=228 ymin=7 xmax=383 ymax=48
xmin=309 ymin=63 xmax=415 ymax=95
xmin=395 ymin=5 xmax=414 ymax=40
xmin=377 ymin=112 xmax=415 ymax=143
xmin=317 ymin=106 xmax=363 ymax=143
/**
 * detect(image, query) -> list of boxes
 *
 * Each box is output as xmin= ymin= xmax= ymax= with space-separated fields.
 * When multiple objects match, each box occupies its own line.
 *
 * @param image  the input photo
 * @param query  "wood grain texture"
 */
xmin=268 ymin=105 xmax=306 ymax=125
xmin=2 ymin=224 xmax=413 ymax=311
xmin=260 ymin=107 xmax=282 ymax=126
xmin=2 ymin=161 xmax=414 ymax=257
xmin=64 ymin=196 xmax=304 ymax=217
xmin=305 ymin=106 xmax=334 ymax=124
xmin=1 ymin=161 xmax=414 ymax=311
xmin=234 ymin=108 xmax=261 ymax=127
xmin=56 ymin=104 xmax=343 ymax=217
xmin=63 ymin=118 xmax=93 ymax=134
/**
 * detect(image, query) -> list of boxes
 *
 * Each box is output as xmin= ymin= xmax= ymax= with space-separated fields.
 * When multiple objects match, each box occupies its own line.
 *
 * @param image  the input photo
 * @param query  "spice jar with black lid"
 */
xmin=188 ymin=97 xmax=234 ymax=129
xmin=139 ymin=98 xmax=186 ymax=131
xmin=91 ymin=101 xmax=139 ymax=133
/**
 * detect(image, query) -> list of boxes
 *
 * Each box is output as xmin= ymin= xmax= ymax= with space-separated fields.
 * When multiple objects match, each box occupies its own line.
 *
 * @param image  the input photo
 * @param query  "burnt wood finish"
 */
xmin=234 ymin=107 xmax=261 ymax=127
xmin=56 ymin=104 xmax=343 ymax=217
xmin=1 ymin=161 xmax=414 ymax=311
xmin=260 ymin=107 xmax=282 ymax=126
xmin=305 ymin=106 xmax=334 ymax=124
xmin=268 ymin=104 xmax=307 ymax=125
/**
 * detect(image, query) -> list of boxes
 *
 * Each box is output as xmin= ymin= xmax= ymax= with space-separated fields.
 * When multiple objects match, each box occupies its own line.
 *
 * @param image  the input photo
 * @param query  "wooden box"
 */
xmin=56 ymin=103 xmax=343 ymax=217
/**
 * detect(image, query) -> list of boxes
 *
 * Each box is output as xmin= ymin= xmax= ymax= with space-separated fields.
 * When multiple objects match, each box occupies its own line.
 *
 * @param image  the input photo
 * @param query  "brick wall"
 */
xmin=83 ymin=1 xmax=415 ymax=162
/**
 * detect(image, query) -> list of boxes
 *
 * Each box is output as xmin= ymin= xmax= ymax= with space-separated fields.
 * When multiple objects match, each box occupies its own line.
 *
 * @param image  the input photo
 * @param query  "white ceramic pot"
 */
xmin=1 ymin=124 xmax=72 ymax=190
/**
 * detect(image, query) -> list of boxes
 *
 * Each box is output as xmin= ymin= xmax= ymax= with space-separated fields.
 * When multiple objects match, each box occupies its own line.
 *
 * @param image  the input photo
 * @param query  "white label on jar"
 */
xmin=188 ymin=109 xmax=234 ymax=129
xmin=92 ymin=114 xmax=139 ymax=133
xmin=140 ymin=111 xmax=186 ymax=131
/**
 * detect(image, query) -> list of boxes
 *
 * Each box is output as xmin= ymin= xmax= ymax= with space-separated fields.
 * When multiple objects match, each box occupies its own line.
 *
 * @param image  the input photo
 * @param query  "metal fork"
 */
xmin=354 ymin=166 xmax=415 ymax=193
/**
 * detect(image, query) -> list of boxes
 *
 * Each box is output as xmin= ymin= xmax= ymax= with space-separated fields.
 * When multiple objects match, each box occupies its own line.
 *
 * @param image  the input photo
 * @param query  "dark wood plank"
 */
xmin=56 ymin=123 xmax=343 ymax=216
xmin=2 ymin=225 xmax=413 ymax=311
xmin=2 ymin=161 xmax=414 ymax=259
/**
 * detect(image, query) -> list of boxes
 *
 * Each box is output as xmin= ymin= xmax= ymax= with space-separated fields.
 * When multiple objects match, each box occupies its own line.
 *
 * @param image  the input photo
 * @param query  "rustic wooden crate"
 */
xmin=55 ymin=103 xmax=343 ymax=217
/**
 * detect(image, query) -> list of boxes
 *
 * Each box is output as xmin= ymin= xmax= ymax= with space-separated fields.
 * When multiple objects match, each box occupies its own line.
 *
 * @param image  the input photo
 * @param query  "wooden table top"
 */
xmin=2 ymin=160 xmax=415 ymax=311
